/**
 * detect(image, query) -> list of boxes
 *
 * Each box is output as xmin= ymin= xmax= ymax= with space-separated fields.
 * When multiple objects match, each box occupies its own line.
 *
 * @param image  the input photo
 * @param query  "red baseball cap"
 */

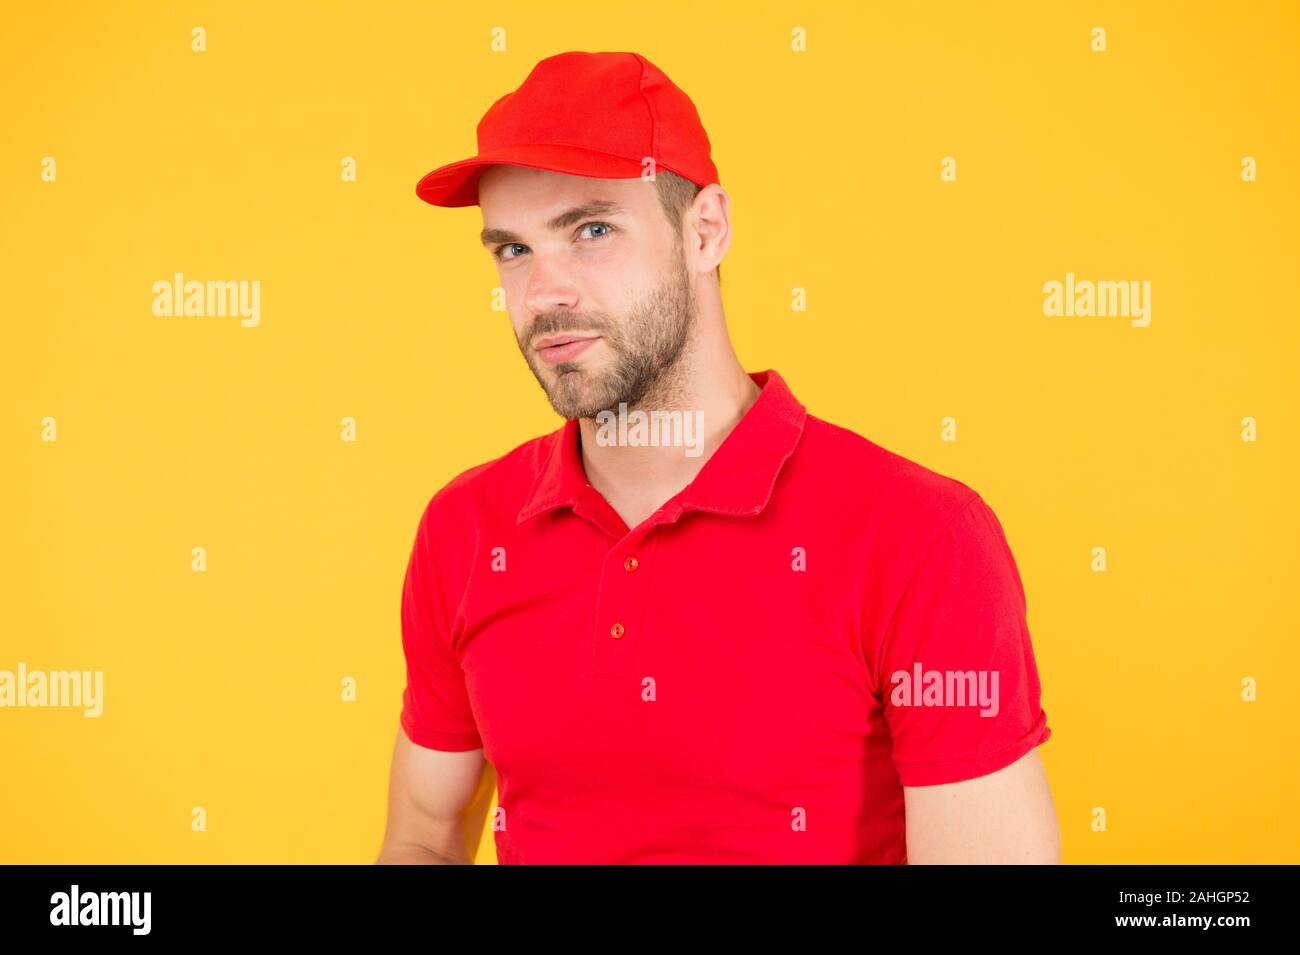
xmin=415 ymin=51 xmax=720 ymax=208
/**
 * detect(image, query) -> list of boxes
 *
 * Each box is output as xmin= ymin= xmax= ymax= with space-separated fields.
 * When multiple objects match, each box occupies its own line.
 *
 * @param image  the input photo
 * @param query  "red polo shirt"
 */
xmin=398 ymin=369 xmax=1051 ymax=864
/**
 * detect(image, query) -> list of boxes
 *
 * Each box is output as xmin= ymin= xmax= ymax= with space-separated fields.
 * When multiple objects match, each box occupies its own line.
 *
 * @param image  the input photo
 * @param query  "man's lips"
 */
xmin=535 ymin=335 xmax=602 ymax=365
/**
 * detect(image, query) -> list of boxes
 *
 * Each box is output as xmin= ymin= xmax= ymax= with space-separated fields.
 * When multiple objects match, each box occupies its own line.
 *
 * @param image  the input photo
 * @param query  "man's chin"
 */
xmin=538 ymin=367 xmax=612 ymax=420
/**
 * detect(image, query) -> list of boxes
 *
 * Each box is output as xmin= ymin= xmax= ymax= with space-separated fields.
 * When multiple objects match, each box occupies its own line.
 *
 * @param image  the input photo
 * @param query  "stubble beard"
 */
xmin=520 ymin=249 xmax=697 ymax=421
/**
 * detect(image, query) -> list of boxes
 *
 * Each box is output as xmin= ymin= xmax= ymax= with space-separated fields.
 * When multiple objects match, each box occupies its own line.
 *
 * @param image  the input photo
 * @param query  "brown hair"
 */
xmin=653 ymin=169 xmax=720 ymax=287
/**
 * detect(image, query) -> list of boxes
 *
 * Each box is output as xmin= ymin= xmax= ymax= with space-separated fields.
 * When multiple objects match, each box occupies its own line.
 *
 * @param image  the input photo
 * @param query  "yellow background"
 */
xmin=2 ymin=0 xmax=1296 ymax=863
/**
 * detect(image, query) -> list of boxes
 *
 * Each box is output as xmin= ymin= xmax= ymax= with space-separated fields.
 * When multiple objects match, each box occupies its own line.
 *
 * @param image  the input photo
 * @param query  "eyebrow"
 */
xmin=480 ymin=199 xmax=628 ymax=248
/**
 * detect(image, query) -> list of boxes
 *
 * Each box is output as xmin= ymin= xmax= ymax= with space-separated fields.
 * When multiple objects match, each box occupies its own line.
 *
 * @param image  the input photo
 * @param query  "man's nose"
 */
xmin=523 ymin=253 xmax=580 ymax=317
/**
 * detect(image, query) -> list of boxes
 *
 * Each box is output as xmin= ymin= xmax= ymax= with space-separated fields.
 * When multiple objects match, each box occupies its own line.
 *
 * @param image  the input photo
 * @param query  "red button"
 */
xmin=609 ymin=622 xmax=625 ymax=639
xmin=623 ymin=556 xmax=639 ymax=572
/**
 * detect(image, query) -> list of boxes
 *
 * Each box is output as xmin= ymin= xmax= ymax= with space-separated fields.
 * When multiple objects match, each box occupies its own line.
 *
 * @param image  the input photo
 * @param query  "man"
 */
xmin=377 ymin=51 xmax=1058 ymax=864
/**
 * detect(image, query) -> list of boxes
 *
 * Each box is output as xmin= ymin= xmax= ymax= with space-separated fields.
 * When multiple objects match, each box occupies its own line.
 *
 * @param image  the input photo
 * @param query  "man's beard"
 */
xmin=517 ymin=250 xmax=697 ymax=420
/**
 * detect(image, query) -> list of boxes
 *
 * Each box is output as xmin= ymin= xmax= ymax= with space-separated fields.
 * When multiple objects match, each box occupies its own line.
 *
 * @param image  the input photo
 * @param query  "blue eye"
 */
xmin=492 ymin=222 xmax=616 ymax=261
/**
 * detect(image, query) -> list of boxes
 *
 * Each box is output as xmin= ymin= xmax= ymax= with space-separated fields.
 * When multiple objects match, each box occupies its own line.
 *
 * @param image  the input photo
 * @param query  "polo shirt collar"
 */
xmin=517 ymin=369 xmax=807 ymax=525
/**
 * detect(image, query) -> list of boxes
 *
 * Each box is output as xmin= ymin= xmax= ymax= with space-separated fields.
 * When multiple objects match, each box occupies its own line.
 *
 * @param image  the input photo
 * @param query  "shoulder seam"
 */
xmin=872 ymin=490 xmax=983 ymax=682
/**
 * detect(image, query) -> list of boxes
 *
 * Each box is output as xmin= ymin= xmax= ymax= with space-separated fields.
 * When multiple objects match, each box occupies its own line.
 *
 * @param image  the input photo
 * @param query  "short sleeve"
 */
xmin=879 ymin=493 xmax=1050 ymax=786
xmin=398 ymin=499 xmax=484 ymax=752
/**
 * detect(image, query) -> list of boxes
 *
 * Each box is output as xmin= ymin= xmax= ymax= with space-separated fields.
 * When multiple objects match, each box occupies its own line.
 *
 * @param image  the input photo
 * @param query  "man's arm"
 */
xmin=902 ymin=748 xmax=1060 ymax=863
xmin=375 ymin=726 xmax=497 ymax=864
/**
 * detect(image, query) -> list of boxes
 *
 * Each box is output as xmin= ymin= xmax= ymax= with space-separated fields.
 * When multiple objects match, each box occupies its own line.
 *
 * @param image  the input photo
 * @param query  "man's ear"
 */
xmin=689 ymin=184 xmax=731 ymax=276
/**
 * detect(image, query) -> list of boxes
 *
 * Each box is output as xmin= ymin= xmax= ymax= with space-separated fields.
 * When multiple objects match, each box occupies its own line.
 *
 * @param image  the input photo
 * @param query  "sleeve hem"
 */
xmin=894 ymin=712 xmax=1051 ymax=787
xmin=400 ymin=711 xmax=483 ymax=752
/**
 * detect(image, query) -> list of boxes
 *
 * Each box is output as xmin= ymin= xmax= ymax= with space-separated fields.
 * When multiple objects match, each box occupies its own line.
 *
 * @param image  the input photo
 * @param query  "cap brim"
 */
xmin=415 ymin=143 xmax=649 ymax=207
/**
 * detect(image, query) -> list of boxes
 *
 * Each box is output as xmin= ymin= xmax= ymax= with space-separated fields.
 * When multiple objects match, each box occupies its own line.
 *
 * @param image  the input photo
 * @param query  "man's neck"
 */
xmin=577 ymin=357 xmax=761 ymax=532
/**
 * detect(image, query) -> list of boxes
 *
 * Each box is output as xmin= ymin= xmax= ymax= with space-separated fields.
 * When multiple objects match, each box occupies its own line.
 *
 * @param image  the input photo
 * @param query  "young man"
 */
xmin=377 ymin=51 xmax=1058 ymax=864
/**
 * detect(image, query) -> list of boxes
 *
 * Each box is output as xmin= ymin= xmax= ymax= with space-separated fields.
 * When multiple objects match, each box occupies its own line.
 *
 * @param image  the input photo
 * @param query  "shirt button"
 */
xmin=623 ymin=556 xmax=639 ymax=572
xmin=609 ymin=622 xmax=625 ymax=639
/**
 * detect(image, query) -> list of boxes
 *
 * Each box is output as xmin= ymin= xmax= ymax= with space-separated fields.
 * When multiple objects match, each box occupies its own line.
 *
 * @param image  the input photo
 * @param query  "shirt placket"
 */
xmin=572 ymin=486 xmax=678 ymax=677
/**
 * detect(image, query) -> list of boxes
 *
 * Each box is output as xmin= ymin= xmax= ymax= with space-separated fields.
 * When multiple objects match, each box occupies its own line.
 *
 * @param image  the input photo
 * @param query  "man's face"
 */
xmin=477 ymin=165 xmax=697 ymax=419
